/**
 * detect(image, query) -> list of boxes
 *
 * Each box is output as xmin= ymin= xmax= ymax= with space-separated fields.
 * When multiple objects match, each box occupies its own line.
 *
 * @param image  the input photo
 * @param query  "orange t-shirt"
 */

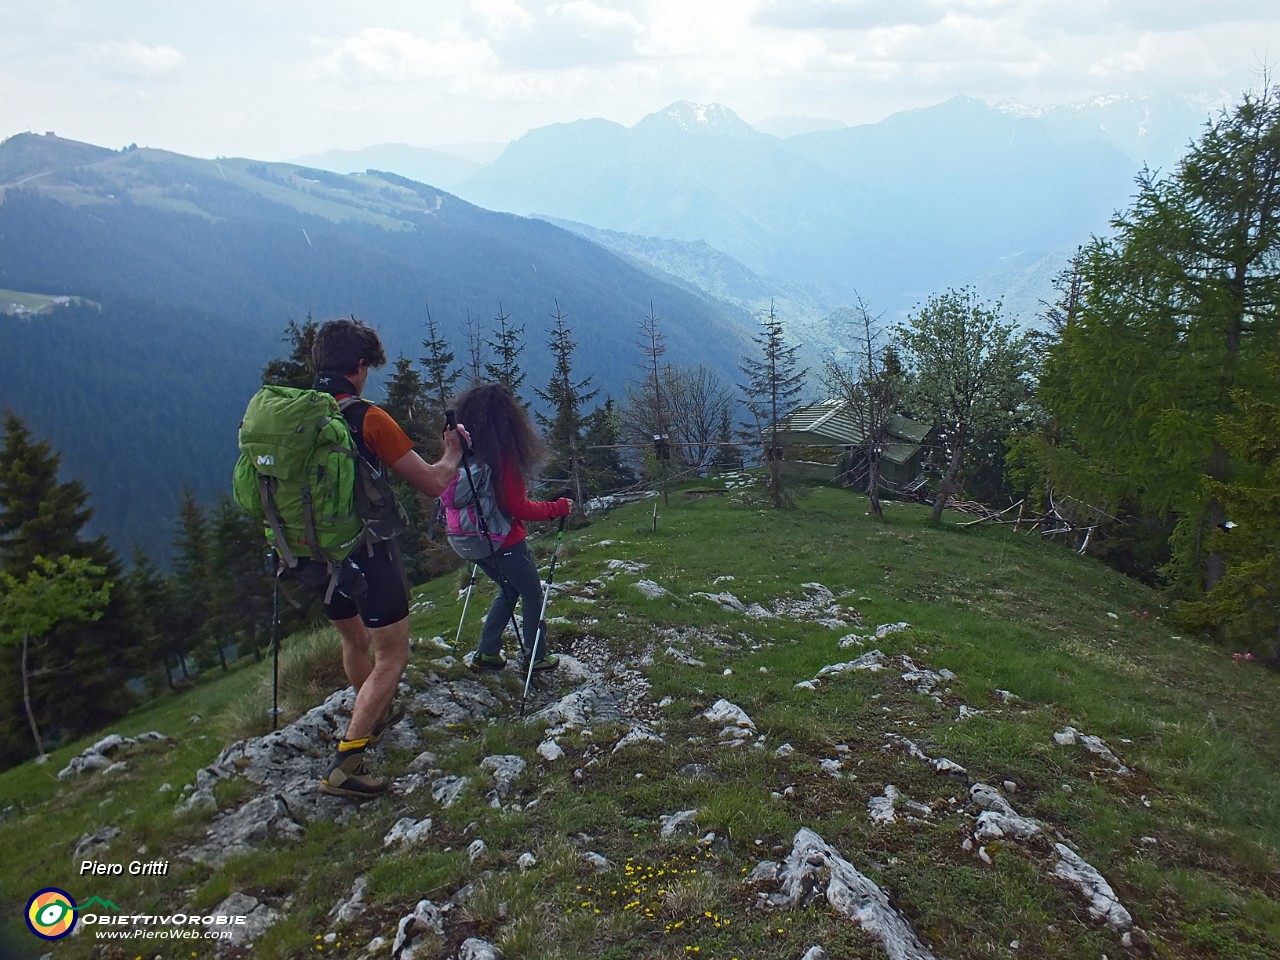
xmin=358 ymin=404 xmax=414 ymax=467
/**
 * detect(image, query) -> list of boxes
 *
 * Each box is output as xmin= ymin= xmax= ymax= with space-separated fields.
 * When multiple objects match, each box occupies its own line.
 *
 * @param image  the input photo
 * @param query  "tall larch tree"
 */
xmin=1036 ymin=83 xmax=1280 ymax=596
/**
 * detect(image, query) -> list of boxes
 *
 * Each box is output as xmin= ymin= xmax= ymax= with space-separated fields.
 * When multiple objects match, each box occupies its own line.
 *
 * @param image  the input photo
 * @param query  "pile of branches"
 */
xmin=956 ymin=489 xmax=1116 ymax=554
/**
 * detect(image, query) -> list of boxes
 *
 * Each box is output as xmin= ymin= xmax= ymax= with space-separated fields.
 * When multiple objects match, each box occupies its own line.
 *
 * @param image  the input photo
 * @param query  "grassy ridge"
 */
xmin=2 ymin=484 xmax=1277 ymax=959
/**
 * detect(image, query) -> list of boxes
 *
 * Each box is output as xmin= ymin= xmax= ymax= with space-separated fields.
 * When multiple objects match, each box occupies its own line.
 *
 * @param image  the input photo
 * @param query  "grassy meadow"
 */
xmin=2 ymin=481 xmax=1277 ymax=959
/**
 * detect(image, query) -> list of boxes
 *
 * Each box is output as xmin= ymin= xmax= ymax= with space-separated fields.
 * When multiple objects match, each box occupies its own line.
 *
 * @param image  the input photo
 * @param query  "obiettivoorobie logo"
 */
xmin=26 ymin=888 xmax=77 ymax=940
xmin=25 ymin=889 xmax=120 ymax=940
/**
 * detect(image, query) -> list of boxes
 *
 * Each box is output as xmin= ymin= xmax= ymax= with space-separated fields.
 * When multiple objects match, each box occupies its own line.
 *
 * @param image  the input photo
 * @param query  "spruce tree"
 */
xmin=582 ymin=399 xmax=637 ymax=496
xmin=535 ymin=302 xmax=598 ymax=508
xmin=739 ymin=301 xmax=808 ymax=508
xmin=485 ymin=303 xmax=527 ymax=401
xmin=420 ymin=305 xmax=462 ymax=451
xmin=263 ymin=315 xmax=318 ymax=387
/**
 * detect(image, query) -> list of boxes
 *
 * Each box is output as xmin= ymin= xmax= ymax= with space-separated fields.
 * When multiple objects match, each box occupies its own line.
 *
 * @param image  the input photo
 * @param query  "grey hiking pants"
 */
xmin=475 ymin=540 xmax=548 ymax=659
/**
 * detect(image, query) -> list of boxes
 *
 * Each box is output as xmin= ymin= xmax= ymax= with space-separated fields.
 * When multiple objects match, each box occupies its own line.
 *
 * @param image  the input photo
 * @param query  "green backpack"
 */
xmin=232 ymin=386 xmax=406 ymax=595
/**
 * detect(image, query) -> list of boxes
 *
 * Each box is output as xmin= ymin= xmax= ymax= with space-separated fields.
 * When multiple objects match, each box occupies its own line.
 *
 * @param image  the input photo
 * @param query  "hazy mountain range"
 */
xmin=296 ymin=93 xmax=1215 ymax=332
xmin=0 ymin=92 xmax=1217 ymax=562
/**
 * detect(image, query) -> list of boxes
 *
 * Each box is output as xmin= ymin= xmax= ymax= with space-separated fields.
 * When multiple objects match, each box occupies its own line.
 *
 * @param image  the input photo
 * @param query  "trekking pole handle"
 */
xmin=444 ymin=408 xmax=472 ymax=455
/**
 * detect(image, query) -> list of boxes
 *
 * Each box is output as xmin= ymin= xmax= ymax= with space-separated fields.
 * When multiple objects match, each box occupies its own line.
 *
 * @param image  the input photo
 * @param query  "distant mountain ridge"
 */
xmin=0 ymin=132 xmax=753 ymax=563
xmin=452 ymin=93 xmax=1215 ymax=323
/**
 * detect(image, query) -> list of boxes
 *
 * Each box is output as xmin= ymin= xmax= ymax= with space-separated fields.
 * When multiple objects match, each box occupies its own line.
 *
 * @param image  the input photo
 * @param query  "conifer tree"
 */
xmin=1181 ymin=359 xmax=1280 ymax=666
xmin=464 ymin=310 xmax=484 ymax=383
xmin=0 ymin=412 xmax=95 ymax=574
xmin=0 ymin=413 xmax=132 ymax=766
xmin=420 ymin=305 xmax=462 ymax=450
xmin=1035 ymin=83 xmax=1280 ymax=594
xmin=581 ymin=399 xmax=636 ymax=496
xmin=384 ymin=356 xmax=430 ymax=446
xmin=739 ymin=301 xmax=808 ymax=508
xmin=207 ymin=496 xmax=274 ymax=662
xmin=122 ymin=548 xmax=185 ymax=688
xmin=535 ymin=302 xmax=598 ymax=509
xmin=172 ymin=487 xmax=223 ymax=671
xmin=485 ymin=303 xmax=527 ymax=401
xmin=263 ymin=315 xmax=318 ymax=387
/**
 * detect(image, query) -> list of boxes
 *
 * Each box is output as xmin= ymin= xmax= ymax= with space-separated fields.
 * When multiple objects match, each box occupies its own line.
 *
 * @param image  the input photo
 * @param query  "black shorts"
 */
xmin=292 ymin=539 xmax=409 ymax=629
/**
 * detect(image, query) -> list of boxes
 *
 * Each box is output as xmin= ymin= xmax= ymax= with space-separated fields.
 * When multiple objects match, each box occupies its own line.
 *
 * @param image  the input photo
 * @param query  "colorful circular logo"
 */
xmin=26 ymin=888 xmax=78 ymax=940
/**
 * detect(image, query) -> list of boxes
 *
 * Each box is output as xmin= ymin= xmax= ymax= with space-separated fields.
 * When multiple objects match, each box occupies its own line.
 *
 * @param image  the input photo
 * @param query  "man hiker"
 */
xmin=301 ymin=318 xmax=470 ymax=799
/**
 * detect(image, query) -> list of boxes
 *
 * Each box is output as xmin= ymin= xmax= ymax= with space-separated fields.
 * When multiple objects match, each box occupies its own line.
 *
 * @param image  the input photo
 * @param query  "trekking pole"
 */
xmin=521 ymin=514 xmax=568 ymax=717
xmin=454 ymin=563 xmax=477 ymax=649
xmin=444 ymin=409 xmax=525 ymax=657
xmin=269 ymin=549 xmax=282 ymax=731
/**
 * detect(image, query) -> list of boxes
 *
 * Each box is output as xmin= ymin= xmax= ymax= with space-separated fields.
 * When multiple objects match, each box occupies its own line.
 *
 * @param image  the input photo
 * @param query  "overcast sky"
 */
xmin=2 ymin=0 xmax=1277 ymax=160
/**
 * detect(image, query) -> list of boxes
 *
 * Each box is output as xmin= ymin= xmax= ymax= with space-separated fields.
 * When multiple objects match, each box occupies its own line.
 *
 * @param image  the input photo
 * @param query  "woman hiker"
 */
xmin=452 ymin=381 xmax=573 ymax=672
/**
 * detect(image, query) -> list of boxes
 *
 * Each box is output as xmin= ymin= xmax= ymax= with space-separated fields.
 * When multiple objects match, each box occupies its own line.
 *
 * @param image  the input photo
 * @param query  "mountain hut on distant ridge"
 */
xmin=771 ymin=399 xmax=935 ymax=493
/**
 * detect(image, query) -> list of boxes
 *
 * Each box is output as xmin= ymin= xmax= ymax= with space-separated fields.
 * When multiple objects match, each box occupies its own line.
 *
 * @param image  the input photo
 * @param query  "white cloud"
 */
xmin=90 ymin=40 xmax=185 ymax=79
xmin=311 ymin=26 xmax=497 ymax=82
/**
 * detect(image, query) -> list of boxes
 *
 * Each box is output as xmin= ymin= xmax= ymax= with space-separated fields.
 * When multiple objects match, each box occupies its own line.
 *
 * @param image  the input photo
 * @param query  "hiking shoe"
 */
xmin=320 ymin=747 xmax=389 ymax=800
xmin=369 ymin=698 xmax=405 ymax=743
xmin=525 ymin=653 xmax=559 ymax=672
xmin=468 ymin=652 xmax=507 ymax=672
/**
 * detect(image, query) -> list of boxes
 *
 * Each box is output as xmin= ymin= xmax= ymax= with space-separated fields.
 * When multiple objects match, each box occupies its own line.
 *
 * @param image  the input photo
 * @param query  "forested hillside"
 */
xmin=0 ymin=134 xmax=754 ymax=561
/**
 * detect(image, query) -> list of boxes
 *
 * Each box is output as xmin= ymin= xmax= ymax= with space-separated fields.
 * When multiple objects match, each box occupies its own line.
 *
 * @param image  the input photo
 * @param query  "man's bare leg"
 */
xmin=322 ymin=616 xmax=411 ymax=799
xmin=332 ymin=615 xmax=373 ymax=694
xmin=343 ymin=617 xmax=410 ymax=742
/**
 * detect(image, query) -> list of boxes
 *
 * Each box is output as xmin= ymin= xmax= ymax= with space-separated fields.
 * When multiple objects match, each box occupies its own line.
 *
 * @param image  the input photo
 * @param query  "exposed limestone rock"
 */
xmin=185 ymin=793 xmax=306 ymax=866
xmin=328 ymin=876 xmax=368 ymax=927
xmin=582 ymin=851 xmax=613 ymax=873
xmin=702 ymin=698 xmax=755 ymax=745
xmin=1053 ymin=843 xmax=1134 ymax=932
xmin=480 ymin=755 xmax=526 ymax=797
xmin=58 ymin=732 xmax=168 ymax=781
xmin=969 ymin=783 xmax=1044 ymax=843
xmin=431 ymin=775 xmax=471 ymax=808
xmin=612 ymin=724 xmax=664 ymax=753
xmin=801 ymin=948 xmax=830 ymax=960
xmin=208 ymin=891 xmax=281 ymax=949
xmin=665 ymin=646 xmax=706 ymax=667
xmin=384 ymin=817 xmax=433 ymax=849
xmin=73 ymin=826 xmax=120 ymax=862
xmin=633 ymin=579 xmax=670 ymax=599
xmin=392 ymin=899 xmax=446 ymax=956
xmin=457 ymin=939 xmax=502 ymax=960
xmin=763 ymin=828 xmax=939 ymax=960
xmin=884 ymin=734 xmax=968 ymax=778
xmin=468 ymin=839 xmax=487 ymax=863
xmin=814 ymin=649 xmax=889 ymax=682
xmin=537 ymin=739 xmax=565 ymax=761
xmin=605 ymin=559 xmax=648 ymax=575
xmin=660 ymin=809 xmax=699 ymax=838
xmin=1053 ymin=726 xmax=1132 ymax=775
xmin=869 ymin=785 xmax=899 ymax=824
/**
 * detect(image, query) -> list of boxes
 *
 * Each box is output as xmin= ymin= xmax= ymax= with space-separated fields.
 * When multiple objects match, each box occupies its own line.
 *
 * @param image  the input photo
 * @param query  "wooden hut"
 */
xmin=772 ymin=399 xmax=935 ymax=491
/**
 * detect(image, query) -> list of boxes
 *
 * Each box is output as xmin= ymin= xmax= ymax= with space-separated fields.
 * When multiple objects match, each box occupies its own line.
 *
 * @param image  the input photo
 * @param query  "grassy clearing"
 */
xmin=2 ymin=481 xmax=1277 ymax=959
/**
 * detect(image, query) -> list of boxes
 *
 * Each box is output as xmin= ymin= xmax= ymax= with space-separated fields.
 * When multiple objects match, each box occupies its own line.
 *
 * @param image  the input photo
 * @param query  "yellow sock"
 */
xmin=338 ymin=737 xmax=371 ymax=752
